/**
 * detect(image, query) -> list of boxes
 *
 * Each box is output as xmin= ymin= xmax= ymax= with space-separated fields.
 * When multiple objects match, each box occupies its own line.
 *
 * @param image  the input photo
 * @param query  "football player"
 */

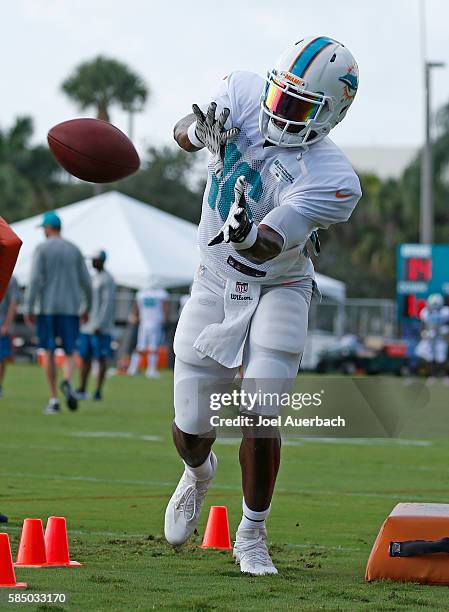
xmin=127 ymin=285 xmax=169 ymax=378
xmin=165 ymin=37 xmax=362 ymax=575
xmin=415 ymin=293 xmax=449 ymax=382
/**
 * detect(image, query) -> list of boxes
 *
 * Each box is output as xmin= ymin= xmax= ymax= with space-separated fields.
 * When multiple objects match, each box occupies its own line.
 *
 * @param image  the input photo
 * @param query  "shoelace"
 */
xmin=236 ymin=534 xmax=274 ymax=567
xmin=174 ymin=478 xmax=209 ymax=522
xmin=175 ymin=485 xmax=197 ymax=522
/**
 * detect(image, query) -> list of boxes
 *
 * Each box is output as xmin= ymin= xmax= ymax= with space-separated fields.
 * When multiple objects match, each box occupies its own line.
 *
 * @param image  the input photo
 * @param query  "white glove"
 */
xmin=208 ymin=176 xmax=257 ymax=249
xmin=190 ymin=102 xmax=240 ymax=178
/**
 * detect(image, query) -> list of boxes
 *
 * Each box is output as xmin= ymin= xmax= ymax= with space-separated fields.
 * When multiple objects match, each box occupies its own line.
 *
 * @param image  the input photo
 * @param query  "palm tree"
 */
xmin=0 ymin=117 xmax=60 ymax=220
xmin=61 ymin=56 xmax=148 ymax=126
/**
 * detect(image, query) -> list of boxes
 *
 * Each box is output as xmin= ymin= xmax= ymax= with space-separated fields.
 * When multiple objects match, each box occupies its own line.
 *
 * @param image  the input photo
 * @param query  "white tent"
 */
xmin=11 ymin=191 xmax=345 ymax=299
xmin=11 ymin=191 xmax=199 ymax=289
xmin=316 ymin=274 xmax=345 ymax=302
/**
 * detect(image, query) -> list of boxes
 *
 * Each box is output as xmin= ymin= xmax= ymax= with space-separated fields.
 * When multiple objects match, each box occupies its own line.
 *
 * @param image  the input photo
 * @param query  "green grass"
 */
xmin=1 ymin=365 xmax=449 ymax=610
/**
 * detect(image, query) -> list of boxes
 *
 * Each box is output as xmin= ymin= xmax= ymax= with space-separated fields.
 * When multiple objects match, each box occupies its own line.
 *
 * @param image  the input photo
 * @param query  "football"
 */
xmin=47 ymin=118 xmax=140 ymax=183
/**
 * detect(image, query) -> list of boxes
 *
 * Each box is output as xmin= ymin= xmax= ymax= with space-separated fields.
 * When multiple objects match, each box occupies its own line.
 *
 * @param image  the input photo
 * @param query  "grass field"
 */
xmin=1 ymin=365 xmax=449 ymax=610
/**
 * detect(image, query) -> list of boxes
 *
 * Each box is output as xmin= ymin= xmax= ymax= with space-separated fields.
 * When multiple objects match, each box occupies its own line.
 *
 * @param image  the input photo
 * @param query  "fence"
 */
xmin=14 ymin=287 xmax=397 ymax=370
xmin=309 ymin=298 xmax=397 ymax=338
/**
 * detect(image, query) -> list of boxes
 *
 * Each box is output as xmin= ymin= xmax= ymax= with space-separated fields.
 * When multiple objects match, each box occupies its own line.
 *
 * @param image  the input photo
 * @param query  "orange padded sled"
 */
xmin=366 ymin=503 xmax=449 ymax=585
xmin=0 ymin=217 xmax=22 ymax=301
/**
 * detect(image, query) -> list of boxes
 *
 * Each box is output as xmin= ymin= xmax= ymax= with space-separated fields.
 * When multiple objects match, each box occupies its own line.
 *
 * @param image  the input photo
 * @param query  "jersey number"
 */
xmin=208 ymin=143 xmax=263 ymax=221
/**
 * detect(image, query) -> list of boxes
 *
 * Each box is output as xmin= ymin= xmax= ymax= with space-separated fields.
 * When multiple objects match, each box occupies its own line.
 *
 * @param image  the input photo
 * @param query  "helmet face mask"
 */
xmin=259 ymin=37 xmax=359 ymax=148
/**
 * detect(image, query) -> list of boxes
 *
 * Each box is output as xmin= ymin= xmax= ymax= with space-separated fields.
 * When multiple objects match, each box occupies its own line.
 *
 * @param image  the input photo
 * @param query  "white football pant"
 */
xmin=173 ymin=265 xmax=313 ymax=435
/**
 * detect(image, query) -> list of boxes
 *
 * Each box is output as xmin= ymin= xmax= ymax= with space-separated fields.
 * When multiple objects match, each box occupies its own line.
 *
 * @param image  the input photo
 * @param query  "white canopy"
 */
xmin=314 ymin=274 xmax=345 ymax=302
xmin=11 ymin=190 xmax=345 ymax=299
xmin=11 ymin=191 xmax=199 ymax=289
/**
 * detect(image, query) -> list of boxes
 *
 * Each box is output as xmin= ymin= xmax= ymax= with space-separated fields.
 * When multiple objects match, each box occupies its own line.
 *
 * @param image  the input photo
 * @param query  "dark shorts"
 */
xmin=78 ymin=333 xmax=112 ymax=360
xmin=37 ymin=314 xmax=80 ymax=354
xmin=0 ymin=336 xmax=12 ymax=360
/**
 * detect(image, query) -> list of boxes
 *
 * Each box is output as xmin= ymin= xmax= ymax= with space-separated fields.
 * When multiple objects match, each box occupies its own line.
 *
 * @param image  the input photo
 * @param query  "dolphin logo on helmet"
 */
xmin=339 ymin=72 xmax=358 ymax=92
xmin=339 ymin=69 xmax=358 ymax=100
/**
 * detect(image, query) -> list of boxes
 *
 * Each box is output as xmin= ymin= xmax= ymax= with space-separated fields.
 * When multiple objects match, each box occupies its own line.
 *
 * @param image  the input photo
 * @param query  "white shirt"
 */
xmin=198 ymin=71 xmax=362 ymax=283
xmin=420 ymin=306 xmax=449 ymax=335
xmin=136 ymin=288 xmax=168 ymax=328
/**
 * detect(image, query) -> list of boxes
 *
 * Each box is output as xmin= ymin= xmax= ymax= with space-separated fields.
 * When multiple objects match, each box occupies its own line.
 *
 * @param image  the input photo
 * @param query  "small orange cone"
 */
xmin=0 ymin=533 xmax=27 ymax=588
xmin=45 ymin=517 xmax=81 ymax=567
xmin=200 ymin=506 xmax=232 ymax=550
xmin=15 ymin=518 xmax=47 ymax=567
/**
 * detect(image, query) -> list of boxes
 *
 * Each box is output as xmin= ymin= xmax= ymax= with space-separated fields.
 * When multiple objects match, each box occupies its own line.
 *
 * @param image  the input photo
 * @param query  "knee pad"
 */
xmin=242 ymin=344 xmax=302 ymax=417
xmin=249 ymin=287 xmax=310 ymax=354
xmin=174 ymin=357 xmax=236 ymax=435
xmin=244 ymin=344 xmax=299 ymax=379
xmin=241 ymin=341 xmax=302 ymax=416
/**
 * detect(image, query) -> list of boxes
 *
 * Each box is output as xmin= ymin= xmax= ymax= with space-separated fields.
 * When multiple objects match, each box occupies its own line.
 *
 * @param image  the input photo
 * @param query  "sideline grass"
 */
xmin=1 ymin=365 xmax=449 ymax=610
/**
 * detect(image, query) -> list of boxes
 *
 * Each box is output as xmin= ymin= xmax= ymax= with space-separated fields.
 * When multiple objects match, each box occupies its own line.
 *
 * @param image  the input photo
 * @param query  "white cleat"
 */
xmin=145 ymin=371 xmax=161 ymax=379
xmin=44 ymin=401 xmax=61 ymax=415
xmin=164 ymin=452 xmax=217 ymax=546
xmin=234 ymin=528 xmax=278 ymax=576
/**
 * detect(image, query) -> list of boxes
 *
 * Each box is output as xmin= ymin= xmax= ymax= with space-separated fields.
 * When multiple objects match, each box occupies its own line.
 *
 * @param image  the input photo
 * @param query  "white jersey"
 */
xmin=136 ymin=288 xmax=168 ymax=328
xmin=420 ymin=306 xmax=449 ymax=335
xmin=198 ymin=71 xmax=362 ymax=283
xmin=416 ymin=306 xmax=449 ymax=363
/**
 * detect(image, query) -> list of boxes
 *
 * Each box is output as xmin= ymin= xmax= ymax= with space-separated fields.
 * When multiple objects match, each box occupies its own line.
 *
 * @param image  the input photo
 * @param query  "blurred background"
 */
xmin=2 ymin=0 xmax=449 ymax=375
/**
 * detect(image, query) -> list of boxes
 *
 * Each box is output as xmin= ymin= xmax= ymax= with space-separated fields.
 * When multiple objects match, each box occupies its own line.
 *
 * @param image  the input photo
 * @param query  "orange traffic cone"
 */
xmin=45 ymin=517 xmax=80 ymax=567
xmin=0 ymin=533 xmax=27 ymax=588
xmin=15 ymin=518 xmax=47 ymax=567
xmin=200 ymin=506 xmax=232 ymax=550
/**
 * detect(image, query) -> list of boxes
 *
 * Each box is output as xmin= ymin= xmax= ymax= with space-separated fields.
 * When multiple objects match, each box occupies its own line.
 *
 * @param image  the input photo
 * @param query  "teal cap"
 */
xmin=40 ymin=211 xmax=61 ymax=230
xmin=92 ymin=249 xmax=107 ymax=262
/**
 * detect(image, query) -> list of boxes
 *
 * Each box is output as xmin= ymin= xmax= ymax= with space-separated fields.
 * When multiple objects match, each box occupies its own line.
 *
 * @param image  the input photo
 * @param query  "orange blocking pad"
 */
xmin=366 ymin=503 xmax=449 ymax=585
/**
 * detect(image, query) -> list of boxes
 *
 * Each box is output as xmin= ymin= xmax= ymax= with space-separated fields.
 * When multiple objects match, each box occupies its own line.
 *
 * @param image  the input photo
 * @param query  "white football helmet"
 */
xmin=259 ymin=36 xmax=359 ymax=148
xmin=427 ymin=293 xmax=444 ymax=311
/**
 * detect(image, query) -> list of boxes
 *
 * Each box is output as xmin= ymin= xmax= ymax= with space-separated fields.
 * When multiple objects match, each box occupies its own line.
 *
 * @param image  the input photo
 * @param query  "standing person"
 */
xmin=24 ymin=211 xmax=92 ymax=414
xmin=0 ymin=276 xmax=19 ymax=398
xmin=127 ymin=285 xmax=169 ymax=378
xmin=415 ymin=293 xmax=449 ymax=383
xmin=76 ymin=250 xmax=116 ymax=401
xmin=165 ymin=37 xmax=361 ymax=576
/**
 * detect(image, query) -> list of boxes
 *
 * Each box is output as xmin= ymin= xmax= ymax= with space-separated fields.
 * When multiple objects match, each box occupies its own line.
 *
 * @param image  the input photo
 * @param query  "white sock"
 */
xmin=146 ymin=352 xmax=157 ymax=375
xmin=127 ymin=353 xmax=140 ymax=375
xmin=184 ymin=453 xmax=214 ymax=481
xmin=239 ymin=498 xmax=271 ymax=531
xmin=49 ymin=397 xmax=58 ymax=405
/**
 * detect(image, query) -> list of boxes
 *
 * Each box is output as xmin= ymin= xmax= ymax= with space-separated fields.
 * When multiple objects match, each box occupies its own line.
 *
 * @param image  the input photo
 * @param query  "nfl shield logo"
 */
xmin=236 ymin=282 xmax=248 ymax=294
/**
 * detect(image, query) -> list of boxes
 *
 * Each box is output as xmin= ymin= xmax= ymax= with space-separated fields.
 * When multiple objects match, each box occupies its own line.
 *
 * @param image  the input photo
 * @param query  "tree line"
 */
xmin=2 ymin=56 xmax=448 ymax=299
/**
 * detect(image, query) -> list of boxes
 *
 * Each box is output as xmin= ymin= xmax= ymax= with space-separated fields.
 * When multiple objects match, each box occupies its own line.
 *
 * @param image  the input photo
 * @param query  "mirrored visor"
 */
xmin=264 ymin=80 xmax=323 ymax=123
